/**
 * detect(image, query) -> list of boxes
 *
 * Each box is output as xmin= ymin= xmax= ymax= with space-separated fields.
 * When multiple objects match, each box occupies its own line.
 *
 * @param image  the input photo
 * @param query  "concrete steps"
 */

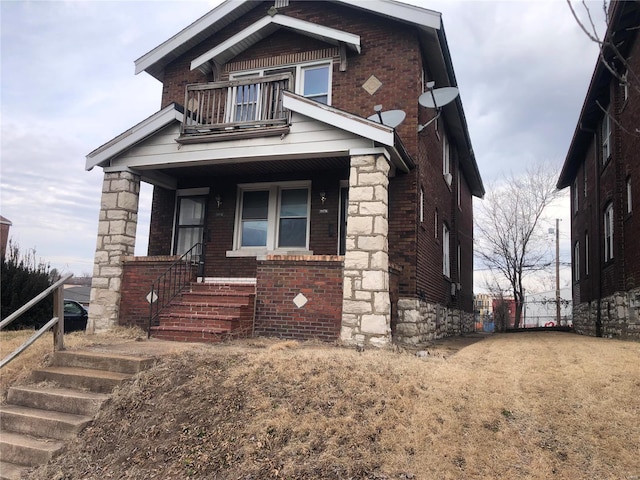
xmin=150 ymin=280 xmax=255 ymax=343
xmin=0 ymin=350 xmax=155 ymax=480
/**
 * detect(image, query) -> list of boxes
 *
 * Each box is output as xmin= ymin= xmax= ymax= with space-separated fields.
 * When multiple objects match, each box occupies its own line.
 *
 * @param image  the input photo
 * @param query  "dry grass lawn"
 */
xmin=2 ymin=331 xmax=639 ymax=479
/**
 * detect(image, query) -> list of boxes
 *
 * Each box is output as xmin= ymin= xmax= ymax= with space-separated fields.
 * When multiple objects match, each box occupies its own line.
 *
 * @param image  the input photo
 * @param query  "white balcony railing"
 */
xmin=181 ymin=73 xmax=292 ymax=136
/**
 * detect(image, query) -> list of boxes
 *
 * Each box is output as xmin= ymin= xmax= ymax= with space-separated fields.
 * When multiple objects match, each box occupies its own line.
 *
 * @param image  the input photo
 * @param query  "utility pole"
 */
xmin=555 ymin=218 xmax=561 ymax=327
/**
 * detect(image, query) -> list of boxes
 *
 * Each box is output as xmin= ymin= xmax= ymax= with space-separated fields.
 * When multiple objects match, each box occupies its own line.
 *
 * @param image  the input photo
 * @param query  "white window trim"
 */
xmin=574 ymin=241 xmax=580 ymax=282
xmin=443 ymin=223 xmax=450 ymax=277
xmin=419 ymin=186 xmax=425 ymax=223
xmin=443 ymin=132 xmax=451 ymax=186
xmin=585 ymin=231 xmax=590 ymax=276
xmin=229 ymin=180 xmax=312 ymax=257
xmin=601 ymin=111 xmax=611 ymax=164
xmin=627 ymin=177 xmax=632 ymax=214
xmin=230 ymin=59 xmax=333 ymax=105
xmin=171 ymin=188 xmax=210 ymax=255
xmin=573 ymin=178 xmax=579 ymax=214
xmin=604 ymin=203 xmax=614 ymax=262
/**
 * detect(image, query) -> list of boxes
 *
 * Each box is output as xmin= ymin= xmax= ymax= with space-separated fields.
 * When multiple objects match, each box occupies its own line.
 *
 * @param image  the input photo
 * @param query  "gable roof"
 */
xmin=191 ymin=13 xmax=361 ymax=76
xmin=557 ymin=0 xmax=640 ymax=189
xmin=135 ymin=0 xmax=441 ymax=81
xmin=86 ymin=103 xmax=184 ymax=171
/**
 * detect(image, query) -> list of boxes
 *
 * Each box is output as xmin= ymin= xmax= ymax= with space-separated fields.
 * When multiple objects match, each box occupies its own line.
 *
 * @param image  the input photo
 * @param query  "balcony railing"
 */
xmin=181 ymin=73 xmax=292 ymax=137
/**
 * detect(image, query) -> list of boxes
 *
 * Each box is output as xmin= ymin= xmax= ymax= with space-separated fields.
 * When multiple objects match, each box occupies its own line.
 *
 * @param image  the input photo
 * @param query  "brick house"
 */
xmin=86 ymin=0 xmax=484 ymax=346
xmin=557 ymin=0 xmax=640 ymax=340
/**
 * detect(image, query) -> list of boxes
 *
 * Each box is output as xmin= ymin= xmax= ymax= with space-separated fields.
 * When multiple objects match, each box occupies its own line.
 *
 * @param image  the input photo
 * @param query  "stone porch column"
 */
xmin=87 ymin=171 xmax=140 ymax=333
xmin=341 ymin=153 xmax=391 ymax=346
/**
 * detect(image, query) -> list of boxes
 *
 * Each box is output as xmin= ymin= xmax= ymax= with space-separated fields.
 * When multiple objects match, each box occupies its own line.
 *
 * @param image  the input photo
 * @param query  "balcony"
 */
xmin=178 ymin=73 xmax=292 ymax=143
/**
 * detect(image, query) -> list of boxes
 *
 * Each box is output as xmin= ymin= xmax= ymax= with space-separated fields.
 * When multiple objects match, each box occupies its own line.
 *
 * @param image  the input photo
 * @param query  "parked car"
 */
xmin=63 ymin=299 xmax=88 ymax=332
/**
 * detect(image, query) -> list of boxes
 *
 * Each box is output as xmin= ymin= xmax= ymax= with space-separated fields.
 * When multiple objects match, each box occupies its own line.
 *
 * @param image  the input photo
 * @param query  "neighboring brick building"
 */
xmin=558 ymin=0 xmax=640 ymax=340
xmin=86 ymin=0 xmax=484 ymax=345
xmin=0 ymin=215 xmax=11 ymax=258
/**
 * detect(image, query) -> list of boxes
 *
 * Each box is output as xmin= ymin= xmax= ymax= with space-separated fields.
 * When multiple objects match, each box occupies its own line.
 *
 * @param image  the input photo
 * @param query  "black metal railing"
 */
xmin=148 ymin=243 xmax=204 ymax=336
xmin=181 ymin=73 xmax=292 ymax=135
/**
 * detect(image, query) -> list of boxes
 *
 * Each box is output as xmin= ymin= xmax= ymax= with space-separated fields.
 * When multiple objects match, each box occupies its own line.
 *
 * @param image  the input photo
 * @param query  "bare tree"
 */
xmin=475 ymin=163 xmax=563 ymax=328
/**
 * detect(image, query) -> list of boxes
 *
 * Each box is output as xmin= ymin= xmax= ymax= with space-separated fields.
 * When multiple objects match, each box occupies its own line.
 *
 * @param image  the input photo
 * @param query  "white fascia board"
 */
xmin=335 ymin=0 xmax=441 ymax=31
xmin=135 ymin=0 xmax=250 ymax=75
xmin=86 ymin=104 xmax=184 ymax=171
xmin=282 ymin=92 xmax=394 ymax=146
xmin=191 ymin=14 xmax=361 ymax=72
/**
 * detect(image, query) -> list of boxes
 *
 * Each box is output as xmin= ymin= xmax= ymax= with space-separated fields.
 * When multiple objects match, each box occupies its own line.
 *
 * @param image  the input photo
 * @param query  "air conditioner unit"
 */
xmin=444 ymin=172 xmax=452 ymax=186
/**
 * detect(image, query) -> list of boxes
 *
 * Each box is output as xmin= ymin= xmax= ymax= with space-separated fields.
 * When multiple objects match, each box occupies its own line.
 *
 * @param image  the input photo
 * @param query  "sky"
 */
xmin=0 ymin=0 xmax=606 ymax=292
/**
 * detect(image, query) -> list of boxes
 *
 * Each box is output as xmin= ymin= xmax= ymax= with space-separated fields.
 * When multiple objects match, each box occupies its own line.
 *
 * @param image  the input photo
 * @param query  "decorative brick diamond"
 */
xmin=293 ymin=292 xmax=308 ymax=308
xmin=362 ymin=75 xmax=382 ymax=95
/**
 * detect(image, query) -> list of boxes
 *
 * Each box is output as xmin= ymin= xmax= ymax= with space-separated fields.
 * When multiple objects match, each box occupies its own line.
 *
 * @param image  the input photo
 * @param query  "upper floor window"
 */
xmin=604 ymin=203 xmax=614 ymax=262
xmin=573 ymin=178 xmax=578 ymax=214
xmin=443 ymin=223 xmax=450 ymax=277
xmin=573 ymin=241 xmax=580 ymax=282
xmin=443 ymin=132 xmax=451 ymax=186
xmin=585 ymin=231 xmax=590 ymax=276
xmin=434 ymin=208 xmax=439 ymax=239
xmin=457 ymin=167 xmax=461 ymax=208
xmin=601 ymin=110 xmax=611 ymax=164
xmin=419 ymin=186 xmax=425 ymax=223
xmin=583 ymin=166 xmax=588 ymax=198
xmin=627 ymin=176 xmax=632 ymax=214
xmin=234 ymin=181 xmax=310 ymax=253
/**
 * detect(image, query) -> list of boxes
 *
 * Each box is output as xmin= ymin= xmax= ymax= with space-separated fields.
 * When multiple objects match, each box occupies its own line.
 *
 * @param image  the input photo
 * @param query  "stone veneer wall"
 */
xmin=573 ymin=288 xmax=640 ymax=340
xmin=341 ymin=154 xmax=391 ymax=347
xmin=395 ymin=297 xmax=475 ymax=344
xmin=87 ymin=171 xmax=140 ymax=333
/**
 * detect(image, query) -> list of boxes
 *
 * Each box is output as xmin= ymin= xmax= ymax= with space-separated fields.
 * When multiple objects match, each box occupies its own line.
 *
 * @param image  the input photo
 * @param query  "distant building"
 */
xmin=492 ymin=297 xmax=516 ymax=329
xmin=0 ymin=215 xmax=12 ymax=258
xmin=557 ymin=0 xmax=640 ymax=340
xmin=523 ymin=288 xmax=572 ymax=328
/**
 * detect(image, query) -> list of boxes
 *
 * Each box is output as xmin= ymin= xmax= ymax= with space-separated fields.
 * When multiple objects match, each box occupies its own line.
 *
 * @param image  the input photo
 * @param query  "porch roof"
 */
xmin=135 ymin=0 xmax=441 ymax=82
xmin=191 ymin=13 xmax=361 ymax=77
xmin=84 ymin=92 xmax=414 ymax=176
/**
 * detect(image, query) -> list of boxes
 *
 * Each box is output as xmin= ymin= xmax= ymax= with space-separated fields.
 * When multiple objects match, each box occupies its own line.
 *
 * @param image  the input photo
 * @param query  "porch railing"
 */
xmin=0 ymin=273 xmax=72 ymax=369
xmin=181 ymin=73 xmax=292 ymax=135
xmin=148 ymin=243 xmax=204 ymax=336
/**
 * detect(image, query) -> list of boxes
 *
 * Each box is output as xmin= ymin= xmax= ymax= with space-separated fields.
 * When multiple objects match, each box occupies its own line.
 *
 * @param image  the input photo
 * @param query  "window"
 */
xmin=585 ymin=231 xmax=590 ymax=276
xmin=419 ymin=187 xmax=425 ymax=223
xmin=622 ymin=71 xmax=629 ymax=103
xmin=434 ymin=209 xmax=439 ymax=239
xmin=443 ymin=224 xmax=450 ymax=277
xmin=234 ymin=182 xmax=310 ymax=252
xmin=457 ymin=242 xmax=461 ymax=282
xmin=299 ymin=64 xmax=330 ymax=104
xmin=443 ymin=132 xmax=451 ymax=185
xmin=574 ymin=241 xmax=580 ymax=282
xmin=604 ymin=203 xmax=614 ymax=262
xmin=573 ymin=178 xmax=578 ymax=214
xmin=601 ymin=110 xmax=611 ymax=163
xmin=627 ymin=177 xmax=632 ymax=214
xmin=174 ymin=192 xmax=207 ymax=256
xmin=583 ymin=166 xmax=587 ymax=198
xmin=457 ymin=167 xmax=461 ymax=208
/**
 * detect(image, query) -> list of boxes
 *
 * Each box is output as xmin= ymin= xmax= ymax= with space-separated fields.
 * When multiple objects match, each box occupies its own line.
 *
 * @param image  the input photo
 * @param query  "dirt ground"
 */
xmin=8 ymin=331 xmax=640 ymax=479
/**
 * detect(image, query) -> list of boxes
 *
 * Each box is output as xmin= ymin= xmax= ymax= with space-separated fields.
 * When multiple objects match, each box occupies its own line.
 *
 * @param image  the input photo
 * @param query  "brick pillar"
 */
xmin=87 ymin=171 xmax=140 ymax=333
xmin=341 ymin=153 xmax=391 ymax=346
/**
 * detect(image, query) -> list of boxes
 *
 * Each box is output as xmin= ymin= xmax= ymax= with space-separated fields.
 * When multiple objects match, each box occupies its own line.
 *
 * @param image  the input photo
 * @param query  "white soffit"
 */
xmin=86 ymin=104 xmax=184 ymax=171
xmin=191 ymin=13 xmax=361 ymax=75
xmin=282 ymin=91 xmax=394 ymax=147
xmin=335 ymin=0 xmax=441 ymax=31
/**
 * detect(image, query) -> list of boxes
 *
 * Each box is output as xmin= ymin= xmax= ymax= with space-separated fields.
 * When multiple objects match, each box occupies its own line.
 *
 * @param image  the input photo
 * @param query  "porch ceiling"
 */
xmin=140 ymin=155 xmax=350 ymax=184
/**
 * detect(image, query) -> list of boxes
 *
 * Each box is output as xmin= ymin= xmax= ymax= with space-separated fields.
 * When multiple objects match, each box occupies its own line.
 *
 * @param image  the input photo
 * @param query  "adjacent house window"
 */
xmin=434 ymin=209 xmax=439 ymax=239
xmin=443 ymin=132 xmax=451 ymax=186
xmin=234 ymin=182 xmax=310 ymax=252
xmin=627 ymin=177 xmax=632 ymax=214
xmin=573 ymin=241 xmax=580 ymax=282
xmin=601 ymin=110 xmax=611 ymax=163
xmin=622 ymin=71 xmax=629 ymax=103
xmin=604 ymin=203 xmax=614 ymax=262
xmin=443 ymin=223 xmax=450 ymax=277
xmin=585 ymin=231 xmax=590 ymax=276
xmin=419 ymin=187 xmax=425 ymax=223
xmin=174 ymin=191 xmax=208 ymax=256
xmin=573 ymin=178 xmax=578 ymax=214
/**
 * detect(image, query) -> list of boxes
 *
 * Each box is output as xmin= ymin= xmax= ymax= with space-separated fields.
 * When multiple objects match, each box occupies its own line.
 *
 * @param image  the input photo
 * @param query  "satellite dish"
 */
xmin=418 ymin=86 xmax=459 ymax=109
xmin=367 ymin=109 xmax=406 ymax=128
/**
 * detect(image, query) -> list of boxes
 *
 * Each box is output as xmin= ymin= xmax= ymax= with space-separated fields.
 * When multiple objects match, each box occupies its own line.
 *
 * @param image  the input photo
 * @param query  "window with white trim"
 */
xmin=573 ymin=178 xmax=578 ymax=214
xmin=601 ymin=110 xmax=611 ymax=163
xmin=234 ymin=182 xmax=310 ymax=252
xmin=443 ymin=223 xmax=450 ymax=277
xmin=604 ymin=203 xmax=614 ymax=262
xmin=627 ymin=177 xmax=632 ymax=214
xmin=419 ymin=186 xmax=425 ymax=223
xmin=574 ymin=241 xmax=580 ymax=282
xmin=443 ymin=132 xmax=451 ymax=186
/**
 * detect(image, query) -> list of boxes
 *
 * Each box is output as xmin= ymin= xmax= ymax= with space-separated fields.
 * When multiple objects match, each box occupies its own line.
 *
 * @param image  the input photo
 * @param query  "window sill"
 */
xmin=227 ymin=249 xmax=313 ymax=258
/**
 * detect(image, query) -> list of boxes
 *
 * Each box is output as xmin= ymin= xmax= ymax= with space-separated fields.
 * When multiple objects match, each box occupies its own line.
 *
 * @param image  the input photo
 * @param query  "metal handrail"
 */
xmin=148 ymin=243 xmax=203 ymax=337
xmin=0 ymin=272 xmax=72 ymax=369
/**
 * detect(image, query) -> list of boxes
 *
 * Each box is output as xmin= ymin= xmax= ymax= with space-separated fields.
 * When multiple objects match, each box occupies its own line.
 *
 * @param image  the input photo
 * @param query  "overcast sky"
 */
xmin=0 ymin=0 xmax=605 ymax=291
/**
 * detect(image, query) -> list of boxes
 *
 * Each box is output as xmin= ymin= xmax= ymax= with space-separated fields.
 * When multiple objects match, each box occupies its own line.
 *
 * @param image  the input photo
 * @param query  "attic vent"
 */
xmin=275 ymin=0 xmax=289 ymax=7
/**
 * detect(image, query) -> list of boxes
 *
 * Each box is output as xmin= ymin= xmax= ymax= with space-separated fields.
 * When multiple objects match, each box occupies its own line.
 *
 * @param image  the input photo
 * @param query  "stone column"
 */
xmin=341 ymin=153 xmax=391 ymax=346
xmin=87 ymin=171 xmax=140 ymax=333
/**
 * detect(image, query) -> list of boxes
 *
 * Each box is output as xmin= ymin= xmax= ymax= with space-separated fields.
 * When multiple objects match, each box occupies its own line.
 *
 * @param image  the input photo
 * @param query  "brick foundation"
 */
xmin=255 ymin=255 xmax=343 ymax=341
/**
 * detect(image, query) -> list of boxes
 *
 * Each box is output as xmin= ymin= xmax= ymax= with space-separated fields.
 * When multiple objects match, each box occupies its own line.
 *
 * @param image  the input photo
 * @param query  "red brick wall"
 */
xmin=119 ymin=256 xmax=181 ymax=331
xmin=255 ymin=255 xmax=343 ymax=341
